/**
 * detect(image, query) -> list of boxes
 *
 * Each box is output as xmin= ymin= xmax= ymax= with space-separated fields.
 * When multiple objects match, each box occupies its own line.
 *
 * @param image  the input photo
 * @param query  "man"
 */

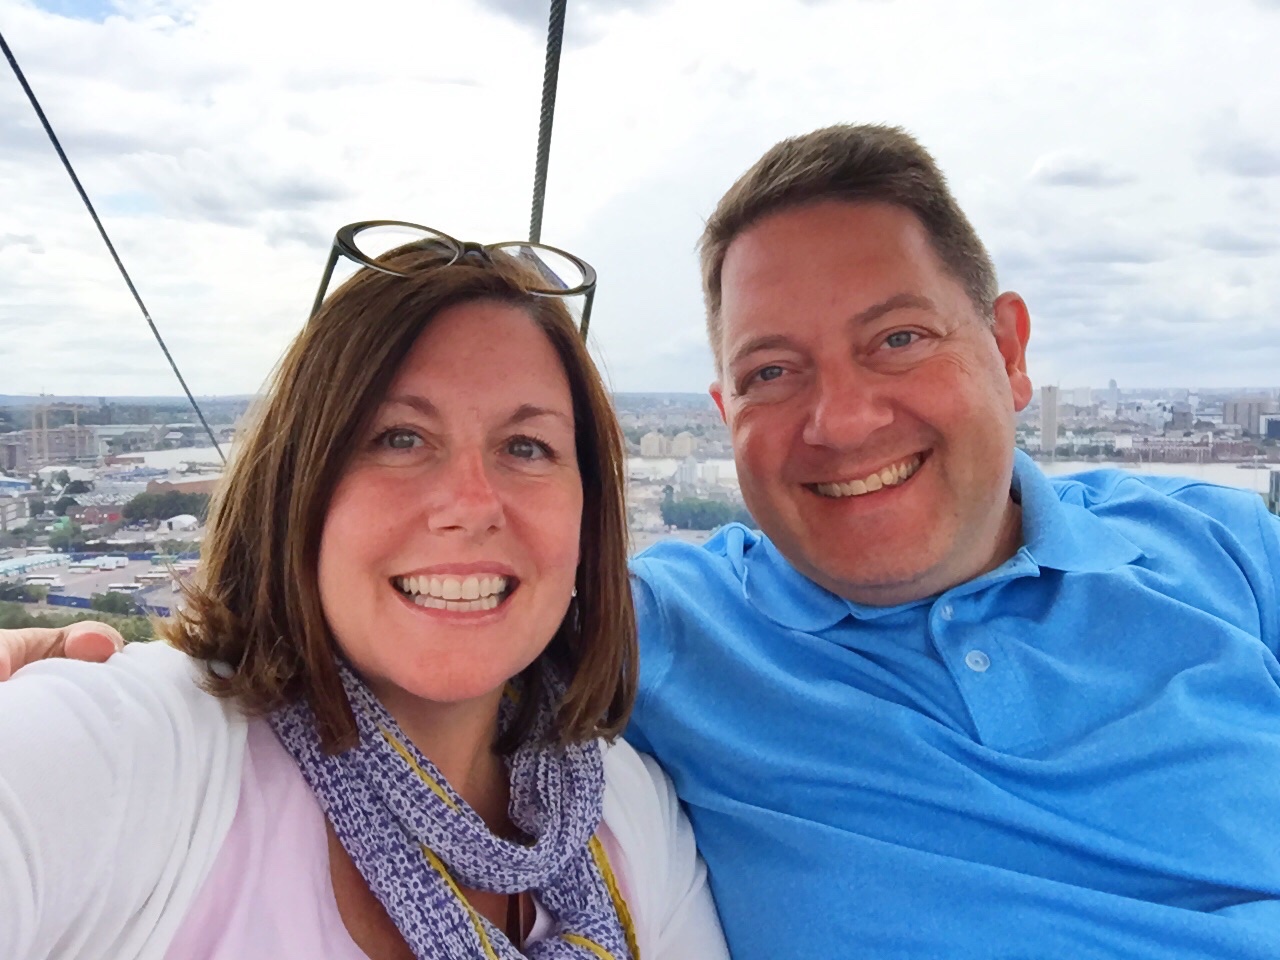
xmin=624 ymin=125 xmax=1280 ymax=959
xmin=7 ymin=125 xmax=1280 ymax=958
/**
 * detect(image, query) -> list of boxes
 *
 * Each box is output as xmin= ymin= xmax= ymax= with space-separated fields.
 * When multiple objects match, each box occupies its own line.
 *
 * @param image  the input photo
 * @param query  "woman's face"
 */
xmin=317 ymin=300 xmax=583 ymax=711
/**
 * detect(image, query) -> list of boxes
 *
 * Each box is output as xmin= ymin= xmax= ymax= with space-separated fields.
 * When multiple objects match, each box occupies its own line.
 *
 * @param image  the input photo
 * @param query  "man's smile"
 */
xmin=806 ymin=452 xmax=926 ymax=499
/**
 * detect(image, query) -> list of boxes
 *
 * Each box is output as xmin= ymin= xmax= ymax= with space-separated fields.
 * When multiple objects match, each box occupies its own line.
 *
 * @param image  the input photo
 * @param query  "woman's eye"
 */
xmin=376 ymin=428 xmax=423 ymax=450
xmin=508 ymin=436 xmax=553 ymax=460
xmin=883 ymin=331 xmax=919 ymax=350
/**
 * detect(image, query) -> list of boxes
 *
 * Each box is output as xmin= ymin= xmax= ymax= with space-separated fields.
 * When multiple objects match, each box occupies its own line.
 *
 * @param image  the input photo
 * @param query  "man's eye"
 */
xmin=754 ymin=365 xmax=786 ymax=383
xmin=883 ymin=331 xmax=919 ymax=349
xmin=508 ymin=436 xmax=553 ymax=460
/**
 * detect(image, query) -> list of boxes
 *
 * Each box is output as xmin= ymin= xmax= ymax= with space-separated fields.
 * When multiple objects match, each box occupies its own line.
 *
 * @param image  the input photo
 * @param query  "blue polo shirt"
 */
xmin=627 ymin=452 xmax=1280 ymax=959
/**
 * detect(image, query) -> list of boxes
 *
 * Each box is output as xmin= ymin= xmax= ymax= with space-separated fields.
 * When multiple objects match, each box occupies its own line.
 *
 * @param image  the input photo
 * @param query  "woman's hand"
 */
xmin=0 ymin=622 xmax=125 ymax=681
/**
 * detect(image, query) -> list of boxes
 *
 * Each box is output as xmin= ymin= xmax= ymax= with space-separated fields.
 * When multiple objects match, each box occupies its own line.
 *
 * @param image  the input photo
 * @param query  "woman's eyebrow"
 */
xmin=384 ymin=394 xmax=439 ymax=419
xmin=505 ymin=403 xmax=573 ymax=429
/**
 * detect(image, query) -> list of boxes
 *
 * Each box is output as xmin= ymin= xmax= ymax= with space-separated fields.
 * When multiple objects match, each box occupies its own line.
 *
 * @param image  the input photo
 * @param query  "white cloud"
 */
xmin=0 ymin=0 xmax=1278 ymax=398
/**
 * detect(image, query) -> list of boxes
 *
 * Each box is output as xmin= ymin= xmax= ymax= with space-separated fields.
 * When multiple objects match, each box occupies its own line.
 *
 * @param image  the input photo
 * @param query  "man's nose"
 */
xmin=423 ymin=448 xmax=504 ymax=535
xmin=802 ymin=369 xmax=894 ymax=450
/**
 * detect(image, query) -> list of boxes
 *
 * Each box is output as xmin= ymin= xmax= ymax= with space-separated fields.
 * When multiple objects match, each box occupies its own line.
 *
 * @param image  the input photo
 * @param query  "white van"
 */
xmin=24 ymin=575 xmax=65 ymax=592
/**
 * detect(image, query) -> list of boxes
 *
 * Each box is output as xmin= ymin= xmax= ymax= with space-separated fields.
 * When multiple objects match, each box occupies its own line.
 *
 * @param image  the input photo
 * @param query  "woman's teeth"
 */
xmin=812 ymin=454 xmax=924 ymax=498
xmin=394 ymin=574 xmax=510 ymax=612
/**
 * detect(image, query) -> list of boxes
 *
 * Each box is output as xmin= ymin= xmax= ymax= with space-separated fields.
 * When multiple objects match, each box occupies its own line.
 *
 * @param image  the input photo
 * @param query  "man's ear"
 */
xmin=992 ymin=291 xmax=1033 ymax=412
xmin=710 ymin=381 xmax=727 ymax=423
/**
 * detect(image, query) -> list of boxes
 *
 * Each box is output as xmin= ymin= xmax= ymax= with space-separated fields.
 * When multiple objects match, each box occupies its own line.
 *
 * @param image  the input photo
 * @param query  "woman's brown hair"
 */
xmin=164 ymin=245 xmax=635 ymax=753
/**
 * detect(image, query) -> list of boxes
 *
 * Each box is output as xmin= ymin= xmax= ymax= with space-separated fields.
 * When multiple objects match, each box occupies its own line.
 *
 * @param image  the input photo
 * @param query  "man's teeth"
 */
xmin=812 ymin=455 xmax=923 ymax=498
xmin=394 ymin=574 xmax=510 ymax=612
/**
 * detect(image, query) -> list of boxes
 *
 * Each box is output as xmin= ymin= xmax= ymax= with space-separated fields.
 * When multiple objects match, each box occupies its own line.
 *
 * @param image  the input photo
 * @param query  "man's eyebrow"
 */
xmin=726 ymin=334 xmax=800 ymax=371
xmin=852 ymin=293 xmax=935 ymax=326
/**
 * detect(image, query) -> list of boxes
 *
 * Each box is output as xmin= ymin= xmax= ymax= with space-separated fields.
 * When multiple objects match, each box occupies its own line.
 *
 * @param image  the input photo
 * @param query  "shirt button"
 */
xmin=939 ymin=604 xmax=955 ymax=621
xmin=964 ymin=650 xmax=991 ymax=673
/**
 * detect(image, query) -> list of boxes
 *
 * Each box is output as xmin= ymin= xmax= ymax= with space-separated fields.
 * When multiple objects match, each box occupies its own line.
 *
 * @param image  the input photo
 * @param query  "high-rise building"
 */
xmin=1071 ymin=386 xmax=1093 ymax=408
xmin=670 ymin=431 xmax=698 ymax=458
xmin=1224 ymin=397 xmax=1278 ymax=436
xmin=676 ymin=455 xmax=699 ymax=487
xmin=639 ymin=431 xmax=667 ymax=457
xmin=1040 ymin=386 xmax=1059 ymax=454
xmin=1107 ymin=379 xmax=1120 ymax=407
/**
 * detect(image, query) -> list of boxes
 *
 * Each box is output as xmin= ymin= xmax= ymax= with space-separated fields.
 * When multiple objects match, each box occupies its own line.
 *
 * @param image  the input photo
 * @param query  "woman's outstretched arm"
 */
xmin=0 ymin=643 xmax=246 ymax=959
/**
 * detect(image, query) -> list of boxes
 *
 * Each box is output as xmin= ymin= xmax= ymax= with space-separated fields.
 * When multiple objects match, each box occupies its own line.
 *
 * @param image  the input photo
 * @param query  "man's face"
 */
xmin=711 ymin=200 xmax=1033 ymax=606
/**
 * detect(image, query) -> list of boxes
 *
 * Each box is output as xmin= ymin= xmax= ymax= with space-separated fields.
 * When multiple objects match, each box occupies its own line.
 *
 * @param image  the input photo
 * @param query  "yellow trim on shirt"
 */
xmin=591 ymin=834 xmax=641 ymax=960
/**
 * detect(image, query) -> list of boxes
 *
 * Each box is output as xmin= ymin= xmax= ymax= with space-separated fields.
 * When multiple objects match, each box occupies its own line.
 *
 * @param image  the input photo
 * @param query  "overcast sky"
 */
xmin=1 ymin=0 xmax=1278 ymax=398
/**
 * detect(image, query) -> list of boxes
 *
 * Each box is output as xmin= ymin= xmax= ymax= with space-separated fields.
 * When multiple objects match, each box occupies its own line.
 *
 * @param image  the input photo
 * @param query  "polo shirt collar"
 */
xmin=1011 ymin=449 xmax=1143 ymax=574
xmin=736 ymin=528 xmax=853 ymax=632
xmin=734 ymin=451 xmax=1142 ymax=632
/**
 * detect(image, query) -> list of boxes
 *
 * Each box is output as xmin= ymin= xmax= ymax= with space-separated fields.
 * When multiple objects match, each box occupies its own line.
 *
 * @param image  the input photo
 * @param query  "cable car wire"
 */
xmin=529 ymin=0 xmax=566 ymax=244
xmin=0 ymin=28 xmax=225 ymax=462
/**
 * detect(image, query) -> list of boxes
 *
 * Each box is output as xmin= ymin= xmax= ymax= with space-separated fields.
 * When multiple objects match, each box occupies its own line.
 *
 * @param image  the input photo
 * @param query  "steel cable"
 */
xmin=529 ymin=0 xmax=567 ymax=244
xmin=0 ymin=28 xmax=225 ymax=462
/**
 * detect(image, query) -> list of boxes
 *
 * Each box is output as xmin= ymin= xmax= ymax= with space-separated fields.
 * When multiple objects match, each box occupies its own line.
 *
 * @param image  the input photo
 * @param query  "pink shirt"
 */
xmin=165 ymin=719 xmax=631 ymax=958
xmin=0 ymin=644 xmax=725 ymax=959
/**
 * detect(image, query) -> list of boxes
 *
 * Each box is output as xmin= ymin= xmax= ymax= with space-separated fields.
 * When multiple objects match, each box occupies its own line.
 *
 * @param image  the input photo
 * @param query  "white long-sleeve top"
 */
xmin=0 ymin=642 xmax=727 ymax=959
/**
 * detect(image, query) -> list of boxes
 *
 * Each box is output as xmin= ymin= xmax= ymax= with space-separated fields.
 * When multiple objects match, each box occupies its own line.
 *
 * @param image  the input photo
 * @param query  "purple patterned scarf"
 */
xmin=269 ymin=664 xmax=633 ymax=959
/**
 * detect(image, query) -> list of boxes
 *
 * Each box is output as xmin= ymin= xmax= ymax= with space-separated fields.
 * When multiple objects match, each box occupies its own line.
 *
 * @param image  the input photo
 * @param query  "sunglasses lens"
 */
xmin=351 ymin=224 xmax=457 ymax=265
xmin=490 ymin=243 xmax=590 ymax=295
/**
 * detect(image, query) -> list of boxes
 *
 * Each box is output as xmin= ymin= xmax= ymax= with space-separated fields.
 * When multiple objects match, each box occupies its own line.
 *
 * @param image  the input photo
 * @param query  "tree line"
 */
xmin=660 ymin=492 xmax=754 ymax=531
xmin=122 ymin=491 xmax=211 ymax=522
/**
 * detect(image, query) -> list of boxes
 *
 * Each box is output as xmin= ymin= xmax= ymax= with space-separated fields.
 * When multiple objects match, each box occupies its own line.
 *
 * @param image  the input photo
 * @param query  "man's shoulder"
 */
xmin=631 ymin=523 xmax=758 ymax=581
xmin=1048 ymin=466 xmax=1267 ymax=531
xmin=629 ymin=524 xmax=768 ymax=653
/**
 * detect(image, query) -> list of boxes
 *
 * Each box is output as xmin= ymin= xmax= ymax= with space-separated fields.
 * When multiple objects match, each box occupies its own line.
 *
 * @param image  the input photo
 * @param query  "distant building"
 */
xmin=0 ymin=437 xmax=27 ymax=473
xmin=1106 ymin=379 xmax=1120 ymax=407
xmin=1071 ymin=386 xmax=1092 ymax=408
xmin=0 ymin=496 xmax=28 ymax=532
xmin=18 ymin=425 xmax=96 ymax=468
xmin=670 ymin=431 xmax=698 ymax=458
xmin=1166 ymin=403 xmax=1193 ymax=432
xmin=67 ymin=504 xmax=123 ymax=526
xmin=36 ymin=465 xmax=94 ymax=484
xmin=639 ymin=431 xmax=668 ymax=458
xmin=163 ymin=514 xmax=200 ymax=532
xmin=93 ymin=424 xmax=163 ymax=456
xmin=147 ymin=477 xmax=221 ymax=496
xmin=1259 ymin=414 xmax=1280 ymax=442
xmin=1040 ymin=386 xmax=1059 ymax=453
xmin=1224 ymin=397 xmax=1278 ymax=436
xmin=676 ymin=456 xmax=699 ymax=487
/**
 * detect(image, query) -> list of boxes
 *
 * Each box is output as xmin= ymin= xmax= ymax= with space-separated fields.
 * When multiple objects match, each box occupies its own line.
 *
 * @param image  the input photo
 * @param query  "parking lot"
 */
xmin=54 ymin=560 xmax=177 ymax=603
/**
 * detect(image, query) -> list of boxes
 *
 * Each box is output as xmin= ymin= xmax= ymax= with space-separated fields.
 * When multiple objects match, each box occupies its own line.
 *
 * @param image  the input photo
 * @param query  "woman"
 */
xmin=0 ymin=231 xmax=727 ymax=959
